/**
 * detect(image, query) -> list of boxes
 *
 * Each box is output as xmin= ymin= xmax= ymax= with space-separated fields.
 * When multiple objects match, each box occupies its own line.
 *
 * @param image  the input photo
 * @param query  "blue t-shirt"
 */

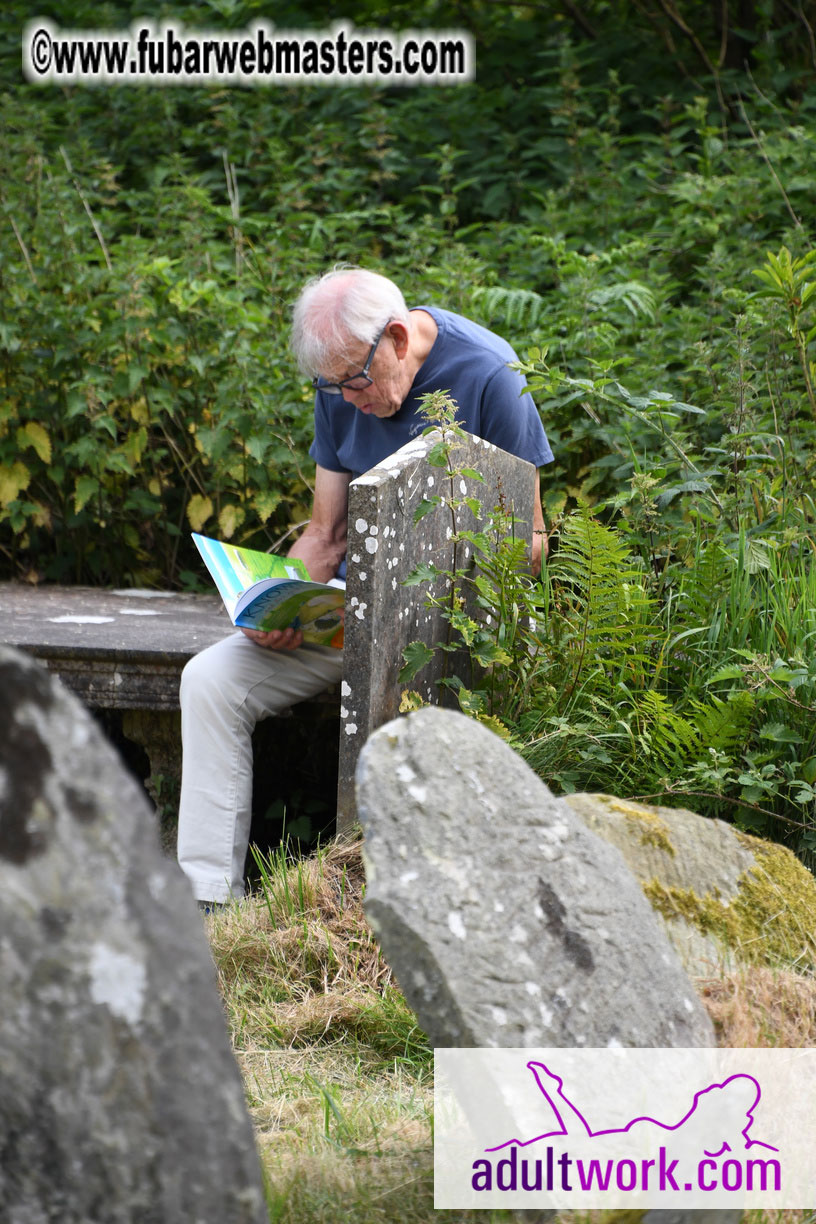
xmin=309 ymin=306 xmax=553 ymax=477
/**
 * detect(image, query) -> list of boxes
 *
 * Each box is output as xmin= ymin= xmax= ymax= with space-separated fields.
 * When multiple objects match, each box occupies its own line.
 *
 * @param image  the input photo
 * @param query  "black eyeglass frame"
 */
xmin=311 ymin=323 xmax=389 ymax=396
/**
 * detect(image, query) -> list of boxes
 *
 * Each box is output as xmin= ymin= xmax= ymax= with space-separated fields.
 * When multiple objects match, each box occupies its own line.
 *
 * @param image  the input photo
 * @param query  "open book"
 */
xmin=192 ymin=533 xmax=345 ymax=648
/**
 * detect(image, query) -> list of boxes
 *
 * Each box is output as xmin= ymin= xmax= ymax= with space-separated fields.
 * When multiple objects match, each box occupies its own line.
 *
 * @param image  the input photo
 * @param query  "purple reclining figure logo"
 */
xmin=488 ymin=1061 xmax=779 ymax=1158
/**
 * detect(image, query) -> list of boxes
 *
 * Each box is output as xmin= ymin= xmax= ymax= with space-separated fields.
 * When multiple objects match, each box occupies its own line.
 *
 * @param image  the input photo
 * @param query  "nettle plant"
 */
xmin=398 ymin=391 xmax=545 ymax=736
xmin=753 ymin=246 xmax=816 ymax=422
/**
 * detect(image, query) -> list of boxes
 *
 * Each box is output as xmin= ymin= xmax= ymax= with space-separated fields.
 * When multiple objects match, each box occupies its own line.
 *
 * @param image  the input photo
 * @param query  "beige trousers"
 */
xmin=177 ymin=632 xmax=343 ymax=902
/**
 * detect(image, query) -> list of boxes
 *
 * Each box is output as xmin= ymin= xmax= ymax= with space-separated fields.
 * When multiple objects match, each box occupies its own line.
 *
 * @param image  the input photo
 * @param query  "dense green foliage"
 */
xmin=3 ymin=2 xmax=816 ymax=860
xmin=402 ymin=387 xmax=816 ymax=868
xmin=3 ymin=0 xmax=816 ymax=582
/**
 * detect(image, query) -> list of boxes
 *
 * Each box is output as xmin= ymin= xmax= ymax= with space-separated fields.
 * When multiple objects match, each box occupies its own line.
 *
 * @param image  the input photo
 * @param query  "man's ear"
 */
xmin=387 ymin=320 xmax=410 ymax=359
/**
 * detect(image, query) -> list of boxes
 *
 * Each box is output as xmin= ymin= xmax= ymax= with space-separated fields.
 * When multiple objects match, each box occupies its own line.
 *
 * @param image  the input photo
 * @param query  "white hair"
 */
xmin=290 ymin=266 xmax=411 ymax=376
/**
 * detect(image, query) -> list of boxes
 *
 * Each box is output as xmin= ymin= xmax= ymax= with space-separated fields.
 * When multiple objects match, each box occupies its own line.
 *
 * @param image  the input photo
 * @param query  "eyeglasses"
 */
xmin=312 ymin=324 xmax=388 ymax=396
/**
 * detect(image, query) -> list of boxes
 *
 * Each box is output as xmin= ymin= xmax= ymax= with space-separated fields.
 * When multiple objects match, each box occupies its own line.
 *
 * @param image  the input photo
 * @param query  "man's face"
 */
xmin=319 ymin=324 xmax=410 ymax=419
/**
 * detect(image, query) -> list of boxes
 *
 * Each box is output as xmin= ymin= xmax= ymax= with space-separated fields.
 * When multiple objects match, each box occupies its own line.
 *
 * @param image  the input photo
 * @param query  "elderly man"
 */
xmin=178 ymin=267 xmax=553 ymax=907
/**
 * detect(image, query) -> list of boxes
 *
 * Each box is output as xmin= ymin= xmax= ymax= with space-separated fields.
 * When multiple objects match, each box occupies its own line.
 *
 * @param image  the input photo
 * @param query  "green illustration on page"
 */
xmin=192 ymin=533 xmax=345 ymax=648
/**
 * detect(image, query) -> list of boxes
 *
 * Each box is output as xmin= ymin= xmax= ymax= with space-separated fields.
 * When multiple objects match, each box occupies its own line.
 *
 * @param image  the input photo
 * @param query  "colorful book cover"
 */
xmin=192 ymin=533 xmax=344 ymax=648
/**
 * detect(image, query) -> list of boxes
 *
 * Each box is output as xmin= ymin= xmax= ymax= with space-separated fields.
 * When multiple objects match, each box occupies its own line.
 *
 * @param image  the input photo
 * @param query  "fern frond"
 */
xmin=471 ymin=285 xmax=546 ymax=329
xmin=548 ymin=507 xmax=654 ymax=645
xmin=633 ymin=690 xmax=701 ymax=774
xmin=689 ymin=691 xmax=756 ymax=752
xmin=675 ymin=541 xmax=733 ymax=629
xmin=587 ymin=280 xmax=657 ymax=319
xmin=542 ymin=507 xmax=658 ymax=710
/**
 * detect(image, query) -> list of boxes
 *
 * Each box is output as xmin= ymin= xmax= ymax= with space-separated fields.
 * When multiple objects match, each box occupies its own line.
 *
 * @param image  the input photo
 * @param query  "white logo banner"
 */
xmin=435 ymin=1048 xmax=816 ymax=1209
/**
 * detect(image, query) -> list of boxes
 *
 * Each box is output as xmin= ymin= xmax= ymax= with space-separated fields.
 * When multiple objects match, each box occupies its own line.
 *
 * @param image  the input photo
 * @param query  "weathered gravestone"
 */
xmin=355 ymin=706 xmax=714 ymax=1048
xmin=0 ymin=646 xmax=266 ymax=1224
xmin=338 ymin=428 xmax=536 ymax=834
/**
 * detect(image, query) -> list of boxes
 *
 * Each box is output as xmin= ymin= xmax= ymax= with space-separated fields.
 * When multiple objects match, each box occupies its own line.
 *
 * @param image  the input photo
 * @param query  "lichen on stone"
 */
xmin=602 ymin=797 xmax=676 ymax=857
xmin=643 ymin=832 xmax=816 ymax=972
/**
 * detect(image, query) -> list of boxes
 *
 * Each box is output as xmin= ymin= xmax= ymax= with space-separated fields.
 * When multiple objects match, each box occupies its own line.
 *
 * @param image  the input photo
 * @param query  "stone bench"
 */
xmin=0 ymin=584 xmax=338 ymax=847
xmin=0 ymin=583 xmax=233 ymax=710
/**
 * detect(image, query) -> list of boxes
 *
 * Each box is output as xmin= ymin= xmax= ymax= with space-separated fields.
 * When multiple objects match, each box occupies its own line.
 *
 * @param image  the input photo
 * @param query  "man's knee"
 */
xmin=180 ymin=639 xmax=236 ymax=710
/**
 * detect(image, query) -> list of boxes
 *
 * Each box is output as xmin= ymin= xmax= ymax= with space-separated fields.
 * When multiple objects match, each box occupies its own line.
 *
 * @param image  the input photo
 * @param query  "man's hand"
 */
xmin=240 ymin=626 xmax=304 ymax=651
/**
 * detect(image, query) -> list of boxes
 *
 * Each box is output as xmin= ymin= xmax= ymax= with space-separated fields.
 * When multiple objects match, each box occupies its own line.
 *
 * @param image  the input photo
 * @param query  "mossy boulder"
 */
xmin=564 ymin=794 xmax=816 ymax=976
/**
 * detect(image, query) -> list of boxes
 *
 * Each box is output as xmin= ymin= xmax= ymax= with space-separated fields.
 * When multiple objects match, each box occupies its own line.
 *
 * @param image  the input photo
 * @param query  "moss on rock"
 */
xmin=600 ymin=797 xmax=677 ymax=857
xmin=643 ymin=832 xmax=816 ymax=972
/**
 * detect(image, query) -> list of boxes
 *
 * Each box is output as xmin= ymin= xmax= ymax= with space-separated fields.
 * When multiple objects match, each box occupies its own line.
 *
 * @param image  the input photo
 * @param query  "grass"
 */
xmin=210 ymin=839 xmax=427 ymax=1062
xmin=204 ymin=838 xmax=816 ymax=1224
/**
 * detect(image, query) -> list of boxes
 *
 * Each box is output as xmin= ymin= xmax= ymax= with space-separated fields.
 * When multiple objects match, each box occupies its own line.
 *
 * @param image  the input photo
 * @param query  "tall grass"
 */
xmin=212 ymin=839 xmax=428 ymax=1063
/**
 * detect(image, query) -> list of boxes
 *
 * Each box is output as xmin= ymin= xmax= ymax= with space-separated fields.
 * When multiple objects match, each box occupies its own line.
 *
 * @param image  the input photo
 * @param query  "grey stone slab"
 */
xmin=0 ymin=582 xmax=231 ymax=655
xmin=355 ymin=706 xmax=714 ymax=1049
xmin=0 ymin=582 xmax=234 ymax=709
xmin=0 ymin=646 xmax=267 ymax=1224
xmin=564 ymin=793 xmax=756 ymax=901
xmin=337 ymin=430 xmax=536 ymax=833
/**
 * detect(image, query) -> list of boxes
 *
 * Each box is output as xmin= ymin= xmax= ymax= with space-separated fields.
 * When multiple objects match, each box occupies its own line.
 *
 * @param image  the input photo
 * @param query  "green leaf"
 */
xmin=66 ymin=390 xmax=88 ymax=419
xmin=399 ymin=640 xmax=435 ymax=682
xmin=706 ymin=665 xmax=745 ymax=683
xmin=128 ymin=363 xmax=149 ymax=392
xmin=253 ymin=490 xmax=282 ymax=523
xmin=218 ymin=503 xmax=244 ymax=539
xmin=744 ymin=540 xmax=771 ymax=574
xmin=403 ymin=562 xmax=442 ymax=585
xmin=186 ymin=493 xmax=213 ymax=532
xmin=767 ymin=664 xmax=798 ymax=683
xmin=758 ymin=722 xmax=803 ymax=744
xmin=399 ymin=690 xmax=426 ymax=713
xmin=655 ymin=479 xmax=710 ymax=508
xmin=66 ymin=435 xmax=100 ymax=466
xmin=97 ymin=416 xmax=118 ymax=440
xmin=0 ymin=462 xmax=31 ymax=508
xmin=413 ymin=498 xmax=438 ymax=525
xmin=427 ymin=442 xmax=450 ymax=468
xmin=669 ymin=400 xmax=705 ymax=415
xmin=477 ymin=713 xmax=513 ymax=740
xmin=449 ymin=608 xmax=478 ymax=645
xmin=105 ymin=451 xmax=136 ymax=475
xmin=245 ymin=436 xmax=267 ymax=463
xmin=473 ymin=575 xmax=495 ymax=601
xmin=16 ymin=422 xmax=52 ymax=465
xmin=73 ymin=475 xmax=99 ymax=514
xmin=456 ymin=686 xmax=486 ymax=716
xmin=472 ymin=641 xmax=513 ymax=667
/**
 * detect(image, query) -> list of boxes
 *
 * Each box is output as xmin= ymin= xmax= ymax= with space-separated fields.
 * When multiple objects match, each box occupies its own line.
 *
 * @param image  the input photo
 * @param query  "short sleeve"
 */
xmin=308 ymin=394 xmax=351 ymax=473
xmin=479 ymin=363 xmax=554 ymax=467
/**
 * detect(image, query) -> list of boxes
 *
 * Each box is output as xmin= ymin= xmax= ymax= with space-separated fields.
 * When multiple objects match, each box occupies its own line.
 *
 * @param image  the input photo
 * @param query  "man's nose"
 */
xmin=342 ymin=386 xmax=369 ymax=409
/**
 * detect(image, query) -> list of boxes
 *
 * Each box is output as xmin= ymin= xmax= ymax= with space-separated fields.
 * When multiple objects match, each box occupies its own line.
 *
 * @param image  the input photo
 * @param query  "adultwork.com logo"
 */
xmin=434 ymin=1049 xmax=815 ymax=1210
xmin=473 ymin=1060 xmax=780 ymax=1196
